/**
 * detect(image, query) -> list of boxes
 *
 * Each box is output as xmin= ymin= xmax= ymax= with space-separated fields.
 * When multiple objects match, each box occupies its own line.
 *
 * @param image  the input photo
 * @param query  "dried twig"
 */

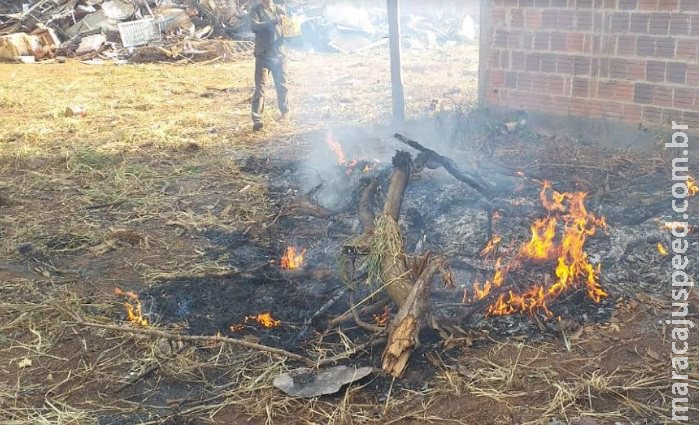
xmin=69 ymin=321 xmax=316 ymax=366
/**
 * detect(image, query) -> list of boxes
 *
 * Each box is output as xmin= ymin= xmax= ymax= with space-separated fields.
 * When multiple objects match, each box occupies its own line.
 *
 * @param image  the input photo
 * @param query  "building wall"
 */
xmin=482 ymin=0 xmax=699 ymax=128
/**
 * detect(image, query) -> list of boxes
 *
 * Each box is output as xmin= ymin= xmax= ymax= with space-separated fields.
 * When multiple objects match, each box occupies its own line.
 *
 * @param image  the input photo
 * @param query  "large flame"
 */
xmin=471 ymin=181 xmax=607 ymax=317
xmin=281 ymin=246 xmax=306 ymax=270
xmin=114 ymin=287 xmax=148 ymax=327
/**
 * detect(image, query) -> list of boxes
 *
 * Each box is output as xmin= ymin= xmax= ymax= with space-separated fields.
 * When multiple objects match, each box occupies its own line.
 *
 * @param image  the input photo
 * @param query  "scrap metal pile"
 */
xmin=0 ymin=0 xmax=478 ymax=63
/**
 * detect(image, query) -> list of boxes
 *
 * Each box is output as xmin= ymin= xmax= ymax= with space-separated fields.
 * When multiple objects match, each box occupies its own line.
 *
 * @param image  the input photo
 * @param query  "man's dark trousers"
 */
xmin=251 ymin=56 xmax=288 ymax=124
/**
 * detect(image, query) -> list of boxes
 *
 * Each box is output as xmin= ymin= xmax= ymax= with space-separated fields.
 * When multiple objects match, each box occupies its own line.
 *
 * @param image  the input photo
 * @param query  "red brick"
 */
xmin=558 ymin=10 xmax=575 ymax=29
xmin=534 ymin=32 xmax=551 ymax=50
xmin=642 ymin=106 xmax=663 ymax=125
xmin=662 ymin=108 xmax=683 ymax=124
xmin=573 ymin=56 xmax=592 ymax=75
xmin=531 ymin=73 xmax=548 ymax=92
xmin=573 ymin=78 xmax=591 ymax=97
xmin=687 ymin=64 xmax=699 ymax=84
xmin=634 ymin=83 xmax=654 ymax=103
xmin=576 ymin=11 xmax=594 ymax=30
xmin=639 ymin=0 xmax=659 ymax=8
xmin=525 ymin=53 xmax=542 ymax=71
xmin=680 ymin=0 xmax=699 ymax=10
xmin=646 ymin=60 xmax=667 ymax=81
xmin=525 ymin=10 xmax=543 ymax=29
xmin=676 ymin=39 xmax=698 ymax=59
xmin=518 ymin=72 xmax=533 ymax=90
xmin=546 ymin=75 xmax=565 ymax=94
xmin=492 ymin=9 xmax=507 ymax=25
xmin=655 ymin=37 xmax=676 ymax=57
xmin=542 ymin=9 xmax=558 ymax=29
xmin=670 ymin=13 xmax=690 ymax=34
xmin=509 ymin=31 xmax=526 ymax=49
xmin=682 ymin=111 xmax=699 ymax=127
xmin=551 ymin=32 xmax=567 ymax=50
xmin=490 ymin=70 xmax=507 ymax=86
xmin=659 ymin=0 xmax=680 ymax=8
xmin=506 ymin=71 xmax=518 ymax=88
xmin=510 ymin=8 xmax=525 ymax=27
xmin=512 ymin=51 xmax=526 ymax=70
xmin=653 ymin=85 xmax=674 ymax=107
xmin=489 ymin=50 xmax=502 ymax=68
xmin=616 ymin=82 xmax=636 ymax=101
xmin=624 ymin=103 xmax=644 ymax=122
xmin=541 ymin=53 xmax=558 ymax=72
xmin=629 ymin=59 xmax=647 ymax=79
xmin=567 ymin=33 xmax=585 ymax=51
xmin=649 ymin=13 xmax=671 ymax=34
xmin=617 ymin=35 xmax=637 ymax=54
xmin=604 ymin=101 xmax=625 ymax=119
xmin=673 ymin=88 xmax=694 ymax=108
xmin=630 ymin=13 xmax=650 ymax=32
xmin=667 ymin=62 xmax=688 ymax=84
xmin=610 ymin=12 xmax=631 ymax=32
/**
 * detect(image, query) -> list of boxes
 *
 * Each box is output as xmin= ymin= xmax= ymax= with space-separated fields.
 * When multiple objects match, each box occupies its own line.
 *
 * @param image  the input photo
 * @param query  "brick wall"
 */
xmin=482 ymin=0 xmax=699 ymax=128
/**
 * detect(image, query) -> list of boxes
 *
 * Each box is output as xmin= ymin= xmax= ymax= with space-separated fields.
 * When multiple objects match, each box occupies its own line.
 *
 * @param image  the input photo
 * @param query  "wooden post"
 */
xmin=387 ymin=0 xmax=405 ymax=125
xmin=477 ymin=0 xmax=491 ymax=107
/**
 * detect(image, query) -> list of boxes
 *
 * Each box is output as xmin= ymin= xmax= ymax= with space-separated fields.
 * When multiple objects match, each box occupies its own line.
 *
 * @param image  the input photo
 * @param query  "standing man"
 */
xmin=250 ymin=0 xmax=289 ymax=132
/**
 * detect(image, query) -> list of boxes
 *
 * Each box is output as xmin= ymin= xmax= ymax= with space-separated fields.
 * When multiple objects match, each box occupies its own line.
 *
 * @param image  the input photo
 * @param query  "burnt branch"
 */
xmin=393 ymin=133 xmax=494 ymax=200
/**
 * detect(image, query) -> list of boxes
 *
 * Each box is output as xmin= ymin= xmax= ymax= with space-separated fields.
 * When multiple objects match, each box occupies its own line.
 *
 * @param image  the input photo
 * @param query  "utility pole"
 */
xmin=387 ymin=0 xmax=405 ymax=125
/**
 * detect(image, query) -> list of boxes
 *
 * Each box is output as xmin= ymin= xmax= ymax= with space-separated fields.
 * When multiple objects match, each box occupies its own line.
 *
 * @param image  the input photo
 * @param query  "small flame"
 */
xmin=114 ymin=287 xmax=148 ymax=327
xmin=281 ymin=246 xmax=306 ymax=270
xmin=373 ymin=306 xmax=390 ymax=327
xmin=326 ymin=130 xmax=380 ymax=175
xmin=688 ymin=176 xmax=698 ymax=197
xmin=657 ymin=243 xmax=669 ymax=256
xmin=248 ymin=312 xmax=281 ymax=328
xmin=480 ymin=235 xmax=502 ymax=257
xmin=230 ymin=312 xmax=281 ymax=332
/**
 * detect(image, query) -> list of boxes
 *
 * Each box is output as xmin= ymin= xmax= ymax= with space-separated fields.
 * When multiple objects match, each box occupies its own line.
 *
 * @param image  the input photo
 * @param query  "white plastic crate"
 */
xmin=117 ymin=18 xmax=161 ymax=48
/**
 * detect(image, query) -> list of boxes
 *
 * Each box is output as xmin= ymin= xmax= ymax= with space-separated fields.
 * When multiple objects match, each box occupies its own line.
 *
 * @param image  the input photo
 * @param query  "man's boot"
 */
xmin=253 ymin=122 xmax=264 ymax=131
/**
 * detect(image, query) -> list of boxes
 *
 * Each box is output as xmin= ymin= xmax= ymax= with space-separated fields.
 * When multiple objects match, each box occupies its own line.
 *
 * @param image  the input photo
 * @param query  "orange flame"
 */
xmin=248 ymin=312 xmax=281 ymax=328
xmin=373 ymin=306 xmax=390 ymax=327
xmin=471 ymin=181 xmax=607 ymax=317
xmin=230 ymin=312 xmax=281 ymax=332
xmin=281 ymin=246 xmax=306 ymax=270
xmin=114 ymin=287 xmax=148 ymax=327
xmin=657 ymin=243 xmax=669 ymax=256
xmin=326 ymin=130 xmax=380 ymax=175
xmin=688 ymin=176 xmax=698 ymax=197
xmin=480 ymin=235 xmax=502 ymax=257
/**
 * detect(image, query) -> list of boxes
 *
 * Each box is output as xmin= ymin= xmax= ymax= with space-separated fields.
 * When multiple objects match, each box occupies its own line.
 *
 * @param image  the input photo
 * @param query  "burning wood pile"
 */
xmin=89 ymin=117 xmax=695 ymax=402
xmin=264 ymin=128 xmax=621 ymax=378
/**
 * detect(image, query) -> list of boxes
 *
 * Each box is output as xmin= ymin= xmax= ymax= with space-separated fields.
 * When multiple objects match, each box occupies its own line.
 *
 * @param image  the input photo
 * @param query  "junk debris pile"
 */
xmin=0 ymin=0 xmax=478 ymax=63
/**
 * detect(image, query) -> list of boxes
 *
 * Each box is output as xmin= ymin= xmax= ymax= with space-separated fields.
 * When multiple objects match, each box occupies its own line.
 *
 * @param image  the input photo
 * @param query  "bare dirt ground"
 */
xmin=0 ymin=44 xmax=697 ymax=425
